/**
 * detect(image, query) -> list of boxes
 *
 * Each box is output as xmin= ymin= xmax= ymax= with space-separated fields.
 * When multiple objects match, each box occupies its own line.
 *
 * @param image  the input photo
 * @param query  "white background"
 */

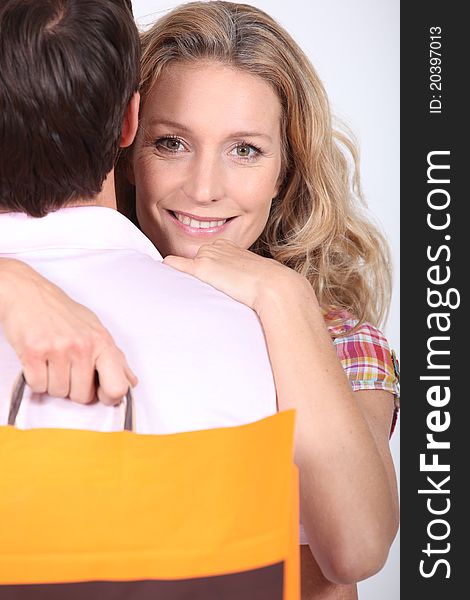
xmin=131 ymin=1 xmax=400 ymax=598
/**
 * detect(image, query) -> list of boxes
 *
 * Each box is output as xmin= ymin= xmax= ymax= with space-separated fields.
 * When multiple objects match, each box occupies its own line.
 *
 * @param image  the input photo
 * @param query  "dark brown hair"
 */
xmin=0 ymin=0 xmax=140 ymax=217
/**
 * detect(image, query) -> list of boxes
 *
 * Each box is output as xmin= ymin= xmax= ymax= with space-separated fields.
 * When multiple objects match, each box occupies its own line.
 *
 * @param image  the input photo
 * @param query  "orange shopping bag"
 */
xmin=0 ymin=375 xmax=299 ymax=599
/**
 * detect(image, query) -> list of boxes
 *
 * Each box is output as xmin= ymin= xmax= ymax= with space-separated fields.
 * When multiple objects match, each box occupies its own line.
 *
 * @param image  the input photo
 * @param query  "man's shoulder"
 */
xmin=0 ymin=206 xmax=162 ymax=261
xmin=0 ymin=207 xmax=259 ymax=325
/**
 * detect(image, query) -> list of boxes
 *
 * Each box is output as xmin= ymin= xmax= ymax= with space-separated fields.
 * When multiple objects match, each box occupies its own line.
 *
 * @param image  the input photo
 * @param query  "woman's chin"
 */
xmin=166 ymin=242 xmax=202 ymax=260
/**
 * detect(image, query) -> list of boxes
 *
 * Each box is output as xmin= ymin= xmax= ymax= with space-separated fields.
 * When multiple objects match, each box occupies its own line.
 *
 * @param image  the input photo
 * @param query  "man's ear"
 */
xmin=120 ymin=91 xmax=140 ymax=148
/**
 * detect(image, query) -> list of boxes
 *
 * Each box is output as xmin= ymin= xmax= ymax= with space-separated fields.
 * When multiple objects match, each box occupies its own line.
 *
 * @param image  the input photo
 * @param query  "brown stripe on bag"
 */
xmin=0 ymin=561 xmax=283 ymax=599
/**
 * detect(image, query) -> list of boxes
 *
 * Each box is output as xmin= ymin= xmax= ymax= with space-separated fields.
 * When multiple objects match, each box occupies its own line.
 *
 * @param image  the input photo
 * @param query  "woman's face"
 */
xmin=132 ymin=61 xmax=283 ymax=258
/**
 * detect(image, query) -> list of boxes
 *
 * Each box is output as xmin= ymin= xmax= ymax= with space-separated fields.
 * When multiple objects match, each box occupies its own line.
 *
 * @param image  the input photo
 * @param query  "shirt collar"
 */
xmin=0 ymin=206 xmax=162 ymax=261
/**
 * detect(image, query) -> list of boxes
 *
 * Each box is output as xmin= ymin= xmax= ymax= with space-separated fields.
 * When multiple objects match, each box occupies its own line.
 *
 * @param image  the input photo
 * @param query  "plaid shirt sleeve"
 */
xmin=327 ymin=313 xmax=400 ymax=435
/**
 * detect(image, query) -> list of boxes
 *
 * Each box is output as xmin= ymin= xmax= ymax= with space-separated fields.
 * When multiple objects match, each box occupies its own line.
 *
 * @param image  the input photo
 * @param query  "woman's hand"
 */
xmin=0 ymin=258 xmax=137 ymax=405
xmin=163 ymin=239 xmax=303 ymax=313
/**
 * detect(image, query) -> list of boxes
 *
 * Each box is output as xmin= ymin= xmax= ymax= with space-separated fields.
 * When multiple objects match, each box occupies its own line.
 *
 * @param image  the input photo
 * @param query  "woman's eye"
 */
xmin=155 ymin=137 xmax=184 ymax=153
xmin=232 ymin=144 xmax=261 ymax=160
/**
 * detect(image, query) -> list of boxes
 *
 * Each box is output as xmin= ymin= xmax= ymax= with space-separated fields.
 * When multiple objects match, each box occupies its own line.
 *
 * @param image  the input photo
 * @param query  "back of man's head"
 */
xmin=0 ymin=0 xmax=140 ymax=217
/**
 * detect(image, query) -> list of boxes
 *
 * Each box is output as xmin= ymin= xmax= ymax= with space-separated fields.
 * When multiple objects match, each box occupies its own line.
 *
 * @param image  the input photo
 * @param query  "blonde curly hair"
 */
xmin=123 ymin=0 xmax=392 ymax=328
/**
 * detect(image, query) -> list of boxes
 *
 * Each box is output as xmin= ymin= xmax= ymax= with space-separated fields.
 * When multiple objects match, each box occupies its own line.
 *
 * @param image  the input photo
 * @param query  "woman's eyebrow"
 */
xmin=147 ymin=119 xmax=273 ymax=143
xmin=147 ymin=118 xmax=191 ymax=133
xmin=227 ymin=131 xmax=273 ymax=143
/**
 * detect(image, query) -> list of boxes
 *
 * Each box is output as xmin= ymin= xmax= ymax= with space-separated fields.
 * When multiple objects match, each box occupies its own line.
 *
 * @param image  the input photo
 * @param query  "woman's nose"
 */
xmin=182 ymin=153 xmax=225 ymax=205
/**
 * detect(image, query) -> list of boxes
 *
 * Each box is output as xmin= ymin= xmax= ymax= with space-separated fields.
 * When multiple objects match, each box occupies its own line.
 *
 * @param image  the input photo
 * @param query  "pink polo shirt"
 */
xmin=0 ymin=207 xmax=276 ymax=433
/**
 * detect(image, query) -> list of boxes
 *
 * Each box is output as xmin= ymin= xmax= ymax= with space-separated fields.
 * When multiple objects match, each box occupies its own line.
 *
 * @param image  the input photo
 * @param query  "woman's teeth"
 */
xmin=174 ymin=212 xmax=227 ymax=229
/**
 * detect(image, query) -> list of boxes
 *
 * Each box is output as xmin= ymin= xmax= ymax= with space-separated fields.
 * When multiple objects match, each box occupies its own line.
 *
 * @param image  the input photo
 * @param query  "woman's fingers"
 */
xmin=22 ymin=344 xmax=137 ymax=406
xmin=125 ymin=364 xmax=139 ymax=389
xmin=163 ymin=255 xmax=194 ymax=274
xmin=95 ymin=348 xmax=136 ymax=406
xmin=69 ymin=355 xmax=96 ymax=405
xmin=47 ymin=355 xmax=72 ymax=398
xmin=22 ymin=358 xmax=48 ymax=394
xmin=163 ymin=241 xmax=282 ymax=311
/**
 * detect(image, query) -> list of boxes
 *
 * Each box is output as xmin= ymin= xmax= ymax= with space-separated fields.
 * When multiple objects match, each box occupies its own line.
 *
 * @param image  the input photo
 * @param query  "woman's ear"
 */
xmin=120 ymin=92 xmax=140 ymax=148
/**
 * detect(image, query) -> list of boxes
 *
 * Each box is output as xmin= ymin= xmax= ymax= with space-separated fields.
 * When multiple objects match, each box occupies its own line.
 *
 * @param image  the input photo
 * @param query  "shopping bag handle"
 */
xmin=8 ymin=373 xmax=134 ymax=431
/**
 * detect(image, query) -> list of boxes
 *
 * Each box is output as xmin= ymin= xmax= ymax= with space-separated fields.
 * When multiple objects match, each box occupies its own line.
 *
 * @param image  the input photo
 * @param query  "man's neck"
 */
xmin=67 ymin=170 xmax=117 ymax=210
xmin=0 ymin=171 xmax=117 ymax=214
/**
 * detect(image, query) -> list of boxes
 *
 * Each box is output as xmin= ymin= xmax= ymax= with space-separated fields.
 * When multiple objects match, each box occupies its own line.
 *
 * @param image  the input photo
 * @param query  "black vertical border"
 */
xmin=401 ymin=2 xmax=465 ymax=597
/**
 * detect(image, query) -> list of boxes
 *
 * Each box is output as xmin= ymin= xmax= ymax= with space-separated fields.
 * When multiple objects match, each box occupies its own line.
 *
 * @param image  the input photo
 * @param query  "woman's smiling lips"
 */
xmin=167 ymin=210 xmax=235 ymax=236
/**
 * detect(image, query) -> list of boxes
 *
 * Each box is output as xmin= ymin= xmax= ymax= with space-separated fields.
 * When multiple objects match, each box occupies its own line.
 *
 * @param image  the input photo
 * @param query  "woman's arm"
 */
xmin=0 ymin=258 xmax=137 ymax=404
xmin=256 ymin=277 xmax=398 ymax=584
xmin=164 ymin=240 xmax=399 ymax=585
xmin=301 ymin=546 xmax=358 ymax=599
